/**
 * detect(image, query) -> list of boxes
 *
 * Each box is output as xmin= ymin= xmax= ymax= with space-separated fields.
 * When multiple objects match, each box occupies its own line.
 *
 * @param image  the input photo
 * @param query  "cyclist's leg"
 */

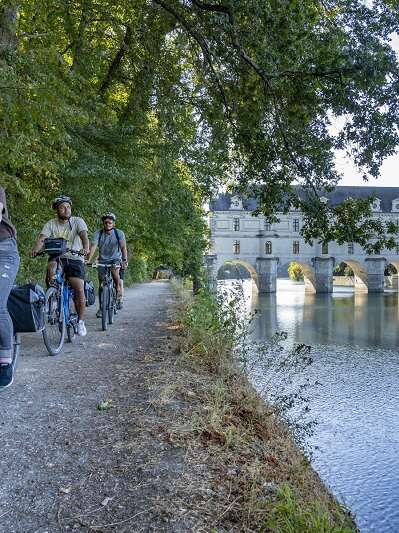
xmin=64 ymin=259 xmax=87 ymax=336
xmin=111 ymin=266 xmax=122 ymax=296
xmin=68 ymin=277 xmax=85 ymax=319
xmin=119 ymin=268 xmax=125 ymax=297
xmin=47 ymin=258 xmax=58 ymax=286
xmin=96 ymin=266 xmax=106 ymax=317
xmin=0 ymin=239 xmax=20 ymax=388
xmin=111 ymin=266 xmax=123 ymax=308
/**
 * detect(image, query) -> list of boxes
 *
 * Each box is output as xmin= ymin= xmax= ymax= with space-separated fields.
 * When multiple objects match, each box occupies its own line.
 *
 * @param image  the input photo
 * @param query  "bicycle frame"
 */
xmin=39 ymin=244 xmax=82 ymax=355
xmin=54 ymin=260 xmax=76 ymax=330
xmin=90 ymin=262 xmax=120 ymax=330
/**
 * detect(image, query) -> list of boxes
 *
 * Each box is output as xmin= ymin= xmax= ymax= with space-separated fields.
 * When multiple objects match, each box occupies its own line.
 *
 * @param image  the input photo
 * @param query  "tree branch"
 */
xmin=189 ymin=0 xmax=318 ymax=188
xmin=99 ymin=24 xmax=132 ymax=96
xmin=153 ymin=0 xmax=232 ymax=121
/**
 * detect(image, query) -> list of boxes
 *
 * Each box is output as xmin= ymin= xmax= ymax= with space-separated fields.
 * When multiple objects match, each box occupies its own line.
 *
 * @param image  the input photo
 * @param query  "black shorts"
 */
xmin=97 ymin=264 xmax=122 ymax=282
xmin=56 ymin=258 xmax=85 ymax=280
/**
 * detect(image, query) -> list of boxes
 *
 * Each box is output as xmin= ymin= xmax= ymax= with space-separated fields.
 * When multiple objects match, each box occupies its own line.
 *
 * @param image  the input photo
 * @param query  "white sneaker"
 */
xmin=77 ymin=320 xmax=87 ymax=337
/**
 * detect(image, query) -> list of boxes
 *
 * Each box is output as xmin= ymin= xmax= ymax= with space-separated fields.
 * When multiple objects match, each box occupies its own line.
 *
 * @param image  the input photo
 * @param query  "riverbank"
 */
xmin=168 ymin=281 xmax=357 ymax=532
xmin=0 ymin=280 xmax=357 ymax=531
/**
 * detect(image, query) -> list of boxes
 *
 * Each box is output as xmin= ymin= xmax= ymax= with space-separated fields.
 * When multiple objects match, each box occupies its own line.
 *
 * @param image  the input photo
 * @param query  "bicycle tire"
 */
xmin=101 ymin=284 xmax=109 ymax=331
xmin=108 ymin=286 xmax=115 ymax=325
xmin=13 ymin=333 xmax=21 ymax=361
xmin=42 ymin=286 xmax=65 ymax=356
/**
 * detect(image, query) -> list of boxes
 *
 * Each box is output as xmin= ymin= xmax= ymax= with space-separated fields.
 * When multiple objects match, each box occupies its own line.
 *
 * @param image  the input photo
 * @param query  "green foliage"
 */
xmin=264 ymin=485 xmax=355 ymax=533
xmin=334 ymin=263 xmax=354 ymax=277
xmin=2 ymin=0 xmax=399 ymax=275
xmin=123 ymin=257 xmax=151 ymax=284
xmin=288 ymin=262 xmax=304 ymax=282
xmin=1 ymin=1 xmax=209 ymax=284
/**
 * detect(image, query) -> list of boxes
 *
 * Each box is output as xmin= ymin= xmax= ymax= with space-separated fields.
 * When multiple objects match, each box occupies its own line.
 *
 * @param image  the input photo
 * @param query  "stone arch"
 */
xmin=279 ymin=260 xmax=316 ymax=292
xmin=385 ymin=260 xmax=399 ymax=290
xmin=386 ymin=260 xmax=399 ymax=273
xmin=338 ymin=259 xmax=368 ymax=291
xmin=217 ymin=259 xmax=259 ymax=289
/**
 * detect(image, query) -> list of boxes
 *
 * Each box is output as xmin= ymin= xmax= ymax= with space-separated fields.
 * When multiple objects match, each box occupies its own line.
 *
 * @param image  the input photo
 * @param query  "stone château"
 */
xmin=206 ymin=187 xmax=399 ymax=293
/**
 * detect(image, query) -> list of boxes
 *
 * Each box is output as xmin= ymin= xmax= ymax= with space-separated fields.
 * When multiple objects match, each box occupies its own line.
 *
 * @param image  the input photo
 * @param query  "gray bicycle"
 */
xmin=89 ymin=263 xmax=119 ymax=331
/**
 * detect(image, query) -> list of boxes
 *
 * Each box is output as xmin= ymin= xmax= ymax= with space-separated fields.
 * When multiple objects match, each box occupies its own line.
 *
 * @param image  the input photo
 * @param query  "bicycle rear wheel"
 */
xmin=42 ymin=286 xmax=65 ymax=355
xmin=101 ymin=284 xmax=109 ymax=331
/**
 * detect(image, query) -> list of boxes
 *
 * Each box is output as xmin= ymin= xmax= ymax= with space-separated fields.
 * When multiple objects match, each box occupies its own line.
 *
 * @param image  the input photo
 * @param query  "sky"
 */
xmin=335 ymin=33 xmax=399 ymax=187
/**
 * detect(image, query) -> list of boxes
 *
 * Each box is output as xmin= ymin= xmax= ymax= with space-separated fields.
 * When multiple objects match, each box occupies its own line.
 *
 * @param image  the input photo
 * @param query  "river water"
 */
xmin=223 ymin=279 xmax=399 ymax=533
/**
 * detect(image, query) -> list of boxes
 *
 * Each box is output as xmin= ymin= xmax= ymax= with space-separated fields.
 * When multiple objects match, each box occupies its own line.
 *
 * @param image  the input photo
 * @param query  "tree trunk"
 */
xmin=0 ymin=3 xmax=19 ymax=62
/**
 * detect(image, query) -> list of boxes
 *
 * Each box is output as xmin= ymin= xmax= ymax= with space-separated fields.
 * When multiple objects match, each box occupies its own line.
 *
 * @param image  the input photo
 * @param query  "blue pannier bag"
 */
xmin=84 ymin=279 xmax=96 ymax=307
xmin=7 ymin=284 xmax=45 ymax=333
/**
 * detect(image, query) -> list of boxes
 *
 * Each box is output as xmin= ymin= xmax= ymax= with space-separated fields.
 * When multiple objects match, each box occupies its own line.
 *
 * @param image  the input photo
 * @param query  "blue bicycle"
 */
xmin=38 ymin=239 xmax=82 ymax=356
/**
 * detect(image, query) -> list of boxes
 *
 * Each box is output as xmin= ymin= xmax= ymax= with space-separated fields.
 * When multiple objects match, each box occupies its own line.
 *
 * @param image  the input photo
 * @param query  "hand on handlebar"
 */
xmin=31 ymin=248 xmax=42 ymax=258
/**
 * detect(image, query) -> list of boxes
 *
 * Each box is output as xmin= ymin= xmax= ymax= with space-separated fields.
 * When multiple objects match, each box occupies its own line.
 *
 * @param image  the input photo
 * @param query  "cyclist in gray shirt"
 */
xmin=87 ymin=213 xmax=128 ymax=315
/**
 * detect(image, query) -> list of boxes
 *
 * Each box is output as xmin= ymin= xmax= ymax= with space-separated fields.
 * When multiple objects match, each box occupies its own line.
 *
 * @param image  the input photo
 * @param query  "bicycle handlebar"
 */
xmin=87 ymin=262 xmax=121 ymax=268
xmin=36 ymin=248 xmax=86 ymax=257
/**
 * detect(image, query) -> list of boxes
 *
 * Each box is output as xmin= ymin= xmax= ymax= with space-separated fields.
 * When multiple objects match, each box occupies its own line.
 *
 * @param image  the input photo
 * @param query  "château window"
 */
xmin=233 ymin=240 xmax=240 ymax=254
xmin=322 ymin=242 xmax=328 ymax=254
xmin=293 ymin=241 xmax=300 ymax=254
xmin=264 ymin=220 xmax=271 ymax=231
xmin=348 ymin=242 xmax=354 ymax=255
xmin=293 ymin=218 xmax=300 ymax=232
xmin=233 ymin=217 xmax=240 ymax=231
xmin=265 ymin=241 xmax=272 ymax=255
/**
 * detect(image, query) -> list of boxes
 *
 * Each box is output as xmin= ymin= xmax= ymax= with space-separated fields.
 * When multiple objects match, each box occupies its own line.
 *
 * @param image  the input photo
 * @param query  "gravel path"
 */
xmin=0 ymin=281 xmax=192 ymax=533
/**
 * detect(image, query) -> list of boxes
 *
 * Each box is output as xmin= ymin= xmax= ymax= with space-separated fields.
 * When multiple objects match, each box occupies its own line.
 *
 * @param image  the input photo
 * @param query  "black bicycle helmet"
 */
xmin=52 ymin=195 xmax=72 ymax=209
xmin=101 ymin=212 xmax=116 ymax=221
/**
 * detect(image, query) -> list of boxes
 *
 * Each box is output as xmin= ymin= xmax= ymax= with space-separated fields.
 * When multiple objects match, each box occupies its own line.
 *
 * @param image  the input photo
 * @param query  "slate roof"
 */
xmin=209 ymin=187 xmax=399 ymax=213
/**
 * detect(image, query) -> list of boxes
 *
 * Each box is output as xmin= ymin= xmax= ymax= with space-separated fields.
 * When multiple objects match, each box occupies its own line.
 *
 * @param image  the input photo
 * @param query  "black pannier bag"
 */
xmin=84 ymin=280 xmax=96 ymax=306
xmin=7 ymin=284 xmax=45 ymax=333
xmin=43 ymin=237 xmax=67 ymax=257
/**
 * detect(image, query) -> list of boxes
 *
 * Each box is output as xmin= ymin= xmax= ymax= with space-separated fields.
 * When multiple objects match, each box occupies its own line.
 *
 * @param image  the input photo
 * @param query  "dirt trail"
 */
xmin=0 ymin=281 xmax=195 ymax=533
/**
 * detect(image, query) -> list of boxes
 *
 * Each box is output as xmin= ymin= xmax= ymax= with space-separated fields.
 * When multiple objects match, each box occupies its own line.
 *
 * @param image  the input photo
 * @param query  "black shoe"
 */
xmin=0 ymin=362 xmax=14 ymax=390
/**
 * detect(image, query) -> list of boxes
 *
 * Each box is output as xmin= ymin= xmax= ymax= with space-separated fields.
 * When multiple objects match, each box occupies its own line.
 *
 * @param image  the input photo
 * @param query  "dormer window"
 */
xmin=230 ymin=195 xmax=243 ymax=210
xmin=392 ymin=198 xmax=399 ymax=212
xmin=371 ymin=198 xmax=381 ymax=212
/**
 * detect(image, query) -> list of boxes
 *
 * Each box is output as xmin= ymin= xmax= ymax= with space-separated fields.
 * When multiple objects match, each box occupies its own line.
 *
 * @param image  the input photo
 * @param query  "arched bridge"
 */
xmin=205 ymin=254 xmax=399 ymax=293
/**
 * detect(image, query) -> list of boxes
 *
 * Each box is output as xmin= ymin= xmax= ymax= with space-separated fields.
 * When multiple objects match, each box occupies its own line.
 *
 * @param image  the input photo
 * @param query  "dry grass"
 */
xmin=149 ymin=282 xmax=358 ymax=532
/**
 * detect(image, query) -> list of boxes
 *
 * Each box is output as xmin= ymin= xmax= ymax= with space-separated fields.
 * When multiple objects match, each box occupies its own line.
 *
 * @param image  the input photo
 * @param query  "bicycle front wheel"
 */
xmin=42 ymin=286 xmax=65 ymax=356
xmin=11 ymin=333 xmax=21 ymax=375
xmin=101 ymin=284 xmax=109 ymax=331
xmin=108 ymin=286 xmax=115 ymax=325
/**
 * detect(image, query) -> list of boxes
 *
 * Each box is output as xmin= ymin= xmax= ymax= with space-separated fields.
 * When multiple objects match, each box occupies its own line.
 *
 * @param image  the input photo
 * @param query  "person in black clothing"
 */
xmin=0 ymin=187 xmax=20 ymax=390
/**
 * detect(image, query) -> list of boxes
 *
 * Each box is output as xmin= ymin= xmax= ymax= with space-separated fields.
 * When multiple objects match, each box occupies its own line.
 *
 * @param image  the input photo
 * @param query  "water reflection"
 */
xmin=219 ymin=279 xmax=399 ymax=533
xmin=251 ymin=281 xmax=399 ymax=349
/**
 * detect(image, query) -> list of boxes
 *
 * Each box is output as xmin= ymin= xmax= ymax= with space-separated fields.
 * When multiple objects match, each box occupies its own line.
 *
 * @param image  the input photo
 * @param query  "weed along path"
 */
xmin=0 ymin=281 xmax=198 ymax=533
